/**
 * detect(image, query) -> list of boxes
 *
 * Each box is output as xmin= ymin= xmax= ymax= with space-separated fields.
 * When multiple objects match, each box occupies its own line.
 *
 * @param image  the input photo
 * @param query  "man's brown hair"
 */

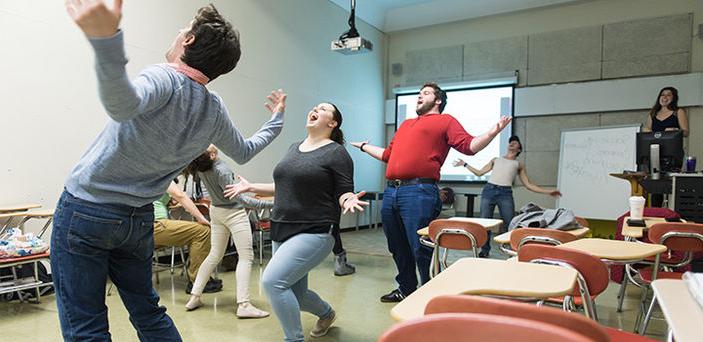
xmin=182 ymin=4 xmax=241 ymax=80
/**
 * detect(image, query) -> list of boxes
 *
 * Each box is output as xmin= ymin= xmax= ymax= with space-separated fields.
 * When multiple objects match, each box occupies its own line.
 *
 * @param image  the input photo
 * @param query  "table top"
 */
xmin=0 ymin=203 xmax=41 ymax=213
xmin=557 ymin=238 xmax=666 ymax=261
xmin=621 ymin=216 xmax=672 ymax=238
xmin=0 ymin=211 xmax=33 ymax=220
xmin=651 ymin=279 xmax=703 ymax=342
xmin=493 ymin=227 xmax=591 ymax=244
xmin=390 ymin=258 xmax=577 ymax=321
xmin=417 ymin=217 xmax=504 ymax=236
xmin=609 ymin=172 xmax=646 ymax=180
xmin=21 ymin=210 xmax=55 ymax=218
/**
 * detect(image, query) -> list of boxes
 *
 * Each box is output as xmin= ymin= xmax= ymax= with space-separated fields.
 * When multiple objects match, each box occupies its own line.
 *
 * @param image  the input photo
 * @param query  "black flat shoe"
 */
xmin=478 ymin=250 xmax=490 ymax=258
xmin=185 ymin=278 xmax=223 ymax=294
xmin=380 ymin=289 xmax=406 ymax=303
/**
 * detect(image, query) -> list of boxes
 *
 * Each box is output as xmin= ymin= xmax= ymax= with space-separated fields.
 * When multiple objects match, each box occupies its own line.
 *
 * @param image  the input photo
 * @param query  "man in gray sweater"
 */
xmin=54 ymin=2 xmax=285 ymax=340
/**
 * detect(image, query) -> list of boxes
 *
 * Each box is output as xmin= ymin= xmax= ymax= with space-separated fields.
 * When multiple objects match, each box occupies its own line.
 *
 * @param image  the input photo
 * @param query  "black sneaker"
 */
xmin=478 ymin=250 xmax=490 ymax=258
xmin=185 ymin=278 xmax=223 ymax=294
xmin=380 ymin=289 xmax=405 ymax=303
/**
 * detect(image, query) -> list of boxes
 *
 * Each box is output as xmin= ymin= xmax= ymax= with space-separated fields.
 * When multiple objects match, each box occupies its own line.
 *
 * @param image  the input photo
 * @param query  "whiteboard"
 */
xmin=556 ymin=125 xmax=640 ymax=220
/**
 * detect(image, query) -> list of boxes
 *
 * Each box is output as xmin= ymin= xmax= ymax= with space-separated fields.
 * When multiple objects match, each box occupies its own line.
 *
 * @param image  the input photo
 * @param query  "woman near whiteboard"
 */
xmin=643 ymin=86 xmax=689 ymax=136
xmin=453 ymin=135 xmax=561 ymax=257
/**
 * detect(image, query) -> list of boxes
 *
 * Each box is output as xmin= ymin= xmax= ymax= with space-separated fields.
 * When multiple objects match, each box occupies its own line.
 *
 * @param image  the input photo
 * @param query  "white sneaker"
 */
xmin=185 ymin=296 xmax=203 ymax=311
xmin=310 ymin=309 xmax=336 ymax=337
xmin=236 ymin=302 xmax=270 ymax=319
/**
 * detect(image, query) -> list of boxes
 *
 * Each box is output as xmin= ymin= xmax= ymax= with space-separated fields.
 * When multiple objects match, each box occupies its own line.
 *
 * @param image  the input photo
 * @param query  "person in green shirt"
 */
xmin=154 ymin=181 xmax=222 ymax=294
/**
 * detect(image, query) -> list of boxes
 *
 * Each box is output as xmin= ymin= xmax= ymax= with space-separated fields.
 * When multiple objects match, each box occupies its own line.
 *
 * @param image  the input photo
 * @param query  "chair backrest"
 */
xmin=422 ymin=295 xmax=609 ymax=342
xmin=517 ymin=244 xmax=609 ymax=298
xmin=428 ymin=219 xmax=487 ymax=250
xmin=649 ymin=222 xmax=703 ymax=253
xmin=509 ymin=228 xmax=577 ymax=252
xmin=378 ymin=312 xmax=597 ymax=342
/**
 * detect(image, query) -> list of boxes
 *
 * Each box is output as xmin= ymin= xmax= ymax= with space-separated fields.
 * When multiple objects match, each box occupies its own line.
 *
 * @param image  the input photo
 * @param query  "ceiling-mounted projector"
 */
xmin=331 ymin=36 xmax=373 ymax=55
xmin=331 ymin=0 xmax=372 ymax=55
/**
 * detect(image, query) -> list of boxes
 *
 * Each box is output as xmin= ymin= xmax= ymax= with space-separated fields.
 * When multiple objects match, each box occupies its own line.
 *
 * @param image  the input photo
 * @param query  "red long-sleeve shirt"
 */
xmin=382 ymin=113 xmax=475 ymax=181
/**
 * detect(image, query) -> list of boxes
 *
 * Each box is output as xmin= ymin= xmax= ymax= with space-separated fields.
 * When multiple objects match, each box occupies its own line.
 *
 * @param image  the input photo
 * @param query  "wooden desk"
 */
xmin=493 ymin=227 xmax=591 ymax=244
xmin=556 ymin=238 xmax=666 ymax=262
xmin=610 ymin=172 xmax=646 ymax=197
xmin=390 ymin=258 xmax=577 ymax=321
xmin=0 ymin=203 xmax=41 ymax=213
xmin=0 ymin=212 xmax=32 ymax=230
xmin=651 ymin=279 xmax=703 ymax=342
xmin=417 ymin=217 xmax=504 ymax=236
xmin=621 ymin=216 xmax=676 ymax=239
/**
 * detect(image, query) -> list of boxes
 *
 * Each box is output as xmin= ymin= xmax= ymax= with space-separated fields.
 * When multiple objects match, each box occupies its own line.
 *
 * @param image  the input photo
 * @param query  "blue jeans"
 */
xmin=51 ymin=191 xmax=181 ymax=341
xmin=381 ymin=183 xmax=441 ymax=296
xmin=262 ymin=232 xmax=335 ymax=342
xmin=480 ymin=183 xmax=515 ymax=254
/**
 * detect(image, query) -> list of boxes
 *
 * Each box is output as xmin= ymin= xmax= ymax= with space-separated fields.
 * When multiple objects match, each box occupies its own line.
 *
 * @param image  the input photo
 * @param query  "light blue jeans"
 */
xmin=262 ymin=232 xmax=335 ymax=342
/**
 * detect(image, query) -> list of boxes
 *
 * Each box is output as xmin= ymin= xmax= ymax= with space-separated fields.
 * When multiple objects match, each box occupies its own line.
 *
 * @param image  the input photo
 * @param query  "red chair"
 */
xmin=612 ymin=208 xmax=681 ymax=312
xmin=500 ymin=216 xmax=587 ymax=256
xmin=378 ymin=312 xmax=596 ymax=342
xmin=518 ymin=244 xmax=609 ymax=321
xmin=509 ymin=228 xmax=578 ymax=254
xmin=427 ymin=219 xmax=487 ymax=277
xmin=422 ymin=294 xmax=658 ymax=342
xmin=248 ymin=208 xmax=272 ymax=265
xmin=637 ymin=222 xmax=703 ymax=335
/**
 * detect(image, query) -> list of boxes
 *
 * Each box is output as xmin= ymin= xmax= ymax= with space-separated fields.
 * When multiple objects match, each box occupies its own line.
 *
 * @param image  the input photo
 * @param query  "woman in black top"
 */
xmin=643 ymin=86 xmax=689 ymax=136
xmin=643 ymin=86 xmax=689 ymax=207
xmin=224 ymin=102 xmax=367 ymax=341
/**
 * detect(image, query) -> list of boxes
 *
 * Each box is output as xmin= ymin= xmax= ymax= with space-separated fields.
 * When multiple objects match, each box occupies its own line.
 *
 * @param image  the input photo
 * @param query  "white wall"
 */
xmin=0 ymin=0 xmax=387 ymax=230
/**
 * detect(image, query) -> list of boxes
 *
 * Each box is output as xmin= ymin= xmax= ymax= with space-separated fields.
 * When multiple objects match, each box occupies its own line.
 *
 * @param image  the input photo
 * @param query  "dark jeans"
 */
xmin=381 ymin=183 xmax=441 ymax=296
xmin=51 ymin=191 xmax=181 ymax=341
xmin=480 ymin=183 xmax=515 ymax=254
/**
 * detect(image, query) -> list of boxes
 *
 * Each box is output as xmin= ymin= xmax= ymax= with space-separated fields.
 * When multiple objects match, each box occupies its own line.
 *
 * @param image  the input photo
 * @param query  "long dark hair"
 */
xmin=328 ymin=103 xmax=345 ymax=145
xmin=649 ymin=86 xmax=679 ymax=120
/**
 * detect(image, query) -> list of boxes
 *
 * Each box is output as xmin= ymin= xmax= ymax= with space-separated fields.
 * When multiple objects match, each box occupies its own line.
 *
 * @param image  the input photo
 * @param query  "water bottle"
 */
xmin=686 ymin=156 xmax=697 ymax=173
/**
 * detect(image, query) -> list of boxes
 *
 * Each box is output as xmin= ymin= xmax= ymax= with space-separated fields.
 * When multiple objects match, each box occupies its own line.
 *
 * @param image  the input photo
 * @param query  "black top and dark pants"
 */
xmin=650 ymin=112 xmax=681 ymax=207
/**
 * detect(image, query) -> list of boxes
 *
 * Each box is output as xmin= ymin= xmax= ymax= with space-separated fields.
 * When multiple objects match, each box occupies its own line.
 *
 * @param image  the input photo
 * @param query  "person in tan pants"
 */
xmin=153 ymin=181 xmax=222 ymax=293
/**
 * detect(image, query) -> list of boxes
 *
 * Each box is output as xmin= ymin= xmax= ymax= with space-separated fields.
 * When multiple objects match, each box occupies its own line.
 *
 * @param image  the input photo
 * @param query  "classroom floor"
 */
xmin=0 ymin=228 xmax=668 ymax=341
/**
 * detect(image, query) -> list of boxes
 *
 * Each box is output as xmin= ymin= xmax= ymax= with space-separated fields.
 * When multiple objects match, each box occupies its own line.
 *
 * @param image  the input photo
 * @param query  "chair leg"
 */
xmin=639 ymin=295 xmax=658 ymax=335
xmin=617 ymin=272 xmax=628 ymax=312
xmin=179 ymin=247 xmax=187 ymax=277
xmin=169 ymin=247 xmax=176 ymax=274
xmin=153 ymin=253 xmax=160 ymax=285
xmin=258 ymin=230 xmax=263 ymax=266
xmin=33 ymin=260 xmax=41 ymax=303
xmin=634 ymin=285 xmax=650 ymax=333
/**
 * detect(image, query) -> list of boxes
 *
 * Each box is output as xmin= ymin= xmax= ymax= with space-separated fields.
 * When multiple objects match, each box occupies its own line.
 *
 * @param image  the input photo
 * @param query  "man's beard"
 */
xmin=416 ymin=101 xmax=433 ymax=115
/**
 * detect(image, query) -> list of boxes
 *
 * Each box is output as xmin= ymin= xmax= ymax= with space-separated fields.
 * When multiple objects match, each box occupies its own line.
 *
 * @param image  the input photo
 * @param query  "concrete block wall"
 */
xmin=405 ymin=45 xmax=464 ymax=85
xmin=527 ymin=26 xmax=603 ymax=85
xmin=602 ymin=13 xmax=692 ymax=79
xmin=463 ymin=36 xmax=528 ymax=86
xmin=399 ymin=13 xmax=692 ymax=87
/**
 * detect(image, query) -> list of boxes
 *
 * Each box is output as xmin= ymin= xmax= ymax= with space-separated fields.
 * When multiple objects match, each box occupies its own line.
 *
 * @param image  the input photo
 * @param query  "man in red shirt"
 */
xmin=352 ymin=82 xmax=510 ymax=302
